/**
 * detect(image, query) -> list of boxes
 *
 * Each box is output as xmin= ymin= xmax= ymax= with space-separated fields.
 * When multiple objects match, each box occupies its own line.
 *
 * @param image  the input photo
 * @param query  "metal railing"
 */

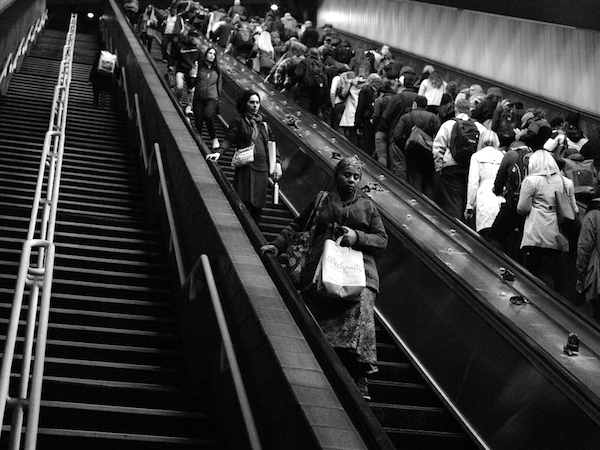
xmin=0 ymin=9 xmax=47 ymax=96
xmin=145 ymin=141 xmax=262 ymax=450
xmin=130 ymin=68 xmax=262 ymax=444
xmin=0 ymin=13 xmax=77 ymax=450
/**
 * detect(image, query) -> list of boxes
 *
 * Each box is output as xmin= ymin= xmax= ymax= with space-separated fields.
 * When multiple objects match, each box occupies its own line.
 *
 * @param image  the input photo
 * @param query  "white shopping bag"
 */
xmin=314 ymin=237 xmax=366 ymax=301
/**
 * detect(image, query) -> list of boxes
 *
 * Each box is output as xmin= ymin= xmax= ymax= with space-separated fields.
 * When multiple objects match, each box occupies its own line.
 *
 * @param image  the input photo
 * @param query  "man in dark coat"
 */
xmin=390 ymin=95 xmax=441 ymax=197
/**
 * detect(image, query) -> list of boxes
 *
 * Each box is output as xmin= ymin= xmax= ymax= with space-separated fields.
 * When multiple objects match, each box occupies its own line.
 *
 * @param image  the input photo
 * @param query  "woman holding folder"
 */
xmin=206 ymin=89 xmax=282 ymax=224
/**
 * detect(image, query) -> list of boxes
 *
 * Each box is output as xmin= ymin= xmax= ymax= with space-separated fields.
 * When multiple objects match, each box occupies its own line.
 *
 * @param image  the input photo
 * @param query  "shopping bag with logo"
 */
xmin=314 ymin=237 xmax=366 ymax=301
xmin=97 ymin=50 xmax=117 ymax=75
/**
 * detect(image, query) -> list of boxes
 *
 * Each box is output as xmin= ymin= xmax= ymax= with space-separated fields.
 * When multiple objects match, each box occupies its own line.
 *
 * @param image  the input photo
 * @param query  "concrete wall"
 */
xmin=100 ymin=1 xmax=369 ymax=449
xmin=318 ymin=0 xmax=600 ymax=118
xmin=0 ymin=0 xmax=46 ymax=74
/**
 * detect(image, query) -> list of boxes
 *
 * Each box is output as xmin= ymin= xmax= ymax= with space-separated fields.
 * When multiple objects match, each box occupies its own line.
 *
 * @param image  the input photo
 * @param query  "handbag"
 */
xmin=286 ymin=191 xmax=327 ymax=286
xmin=555 ymin=177 xmax=580 ymax=238
xmin=313 ymin=237 xmax=366 ymax=302
xmin=231 ymin=144 xmax=255 ymax=167
xmin=404 ymin=125 xmax=433 ymax=156
xmin=230 ymin=122 xmax=271 ymax=168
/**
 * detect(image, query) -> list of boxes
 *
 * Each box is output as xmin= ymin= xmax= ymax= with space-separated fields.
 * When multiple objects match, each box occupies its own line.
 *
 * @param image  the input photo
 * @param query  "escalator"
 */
xmin=162 ymin=32 xmax=600 ymax=450
xmin=95 ymin=3 xmax=600 ymax=449
xmin=0 ymin=27 xmax=224 ymax=449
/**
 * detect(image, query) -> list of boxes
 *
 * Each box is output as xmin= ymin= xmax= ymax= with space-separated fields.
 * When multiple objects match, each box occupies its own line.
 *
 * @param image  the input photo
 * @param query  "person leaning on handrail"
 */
xmin=206 ymin=89 xmax=282 ymax=224
xmin=260 ymin=156 xmax=388 ymax=400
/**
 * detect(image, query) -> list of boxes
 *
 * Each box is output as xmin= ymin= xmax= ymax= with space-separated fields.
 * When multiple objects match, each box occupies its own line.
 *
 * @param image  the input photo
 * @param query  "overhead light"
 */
xmin=270 ymin=4 xmax=278 ymax=11
xmin=87 ymin=12 xmax=94 ymax=19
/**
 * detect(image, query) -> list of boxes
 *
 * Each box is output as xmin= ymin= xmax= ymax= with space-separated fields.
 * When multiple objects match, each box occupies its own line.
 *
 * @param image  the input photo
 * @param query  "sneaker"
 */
xmin=354 ymin=377 xmax=371 ymax=401
xmin=212 ymin=138 xmax=220 ymax=149
xmin=185 ymin=105 xmax=194 ymax=117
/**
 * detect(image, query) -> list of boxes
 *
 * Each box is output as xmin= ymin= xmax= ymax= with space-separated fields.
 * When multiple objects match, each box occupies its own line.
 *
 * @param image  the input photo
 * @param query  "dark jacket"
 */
xmin=355 ymin=83 xmax=379 ymax=129
xmin=380 ymin=88 xmax=418 ymax=134
xmin=193 ymin=60 xmax=221 ymax=101
xmin=300 ymin=27 xmax=320 ymax=49
xmin=272 ymin=191 xmax=388 ymax=292
xmin=173 ymin=40 xmax=200 ymax=73
xmin=217 ymin=116 xmax=273 ymax=172
xmin=391 ymin=108 xmax=441 ymax=150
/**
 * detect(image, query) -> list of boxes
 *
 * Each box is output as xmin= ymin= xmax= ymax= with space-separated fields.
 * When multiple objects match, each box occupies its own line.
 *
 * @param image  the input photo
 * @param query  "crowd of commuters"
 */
xmin=122 ymin=1 xmax=600 ymax=325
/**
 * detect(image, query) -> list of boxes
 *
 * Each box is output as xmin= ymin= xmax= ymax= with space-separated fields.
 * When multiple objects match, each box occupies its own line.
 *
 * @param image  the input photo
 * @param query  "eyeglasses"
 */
xmin=509 ymin=295 xmax=529 ymax=305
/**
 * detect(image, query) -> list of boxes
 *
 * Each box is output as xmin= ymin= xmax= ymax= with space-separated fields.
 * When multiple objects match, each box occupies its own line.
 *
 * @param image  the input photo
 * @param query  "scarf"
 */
xmin=244 ymin=112 xmax=263 ymax=141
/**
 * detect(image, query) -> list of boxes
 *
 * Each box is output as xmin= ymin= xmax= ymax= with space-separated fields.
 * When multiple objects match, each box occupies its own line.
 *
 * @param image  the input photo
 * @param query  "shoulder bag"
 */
xmin=286 ymin=191 xmax=327 ymax=286
xmin=231 ymin=122 xmax=271 ymax=168
xmin=555 ymin=176 xmax=580 ymax=239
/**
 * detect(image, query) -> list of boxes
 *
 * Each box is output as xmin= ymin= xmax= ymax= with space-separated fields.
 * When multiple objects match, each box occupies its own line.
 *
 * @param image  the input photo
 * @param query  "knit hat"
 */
xmin=521 ymin=112 xmax=535 ymax=128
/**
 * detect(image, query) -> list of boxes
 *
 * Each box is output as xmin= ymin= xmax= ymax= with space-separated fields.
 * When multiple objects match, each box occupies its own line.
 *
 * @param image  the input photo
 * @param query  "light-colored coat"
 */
xmin=517 ymin=173 xmax=577 ymax=251
xmin=466 ymin=146 xmax=505 ymax=231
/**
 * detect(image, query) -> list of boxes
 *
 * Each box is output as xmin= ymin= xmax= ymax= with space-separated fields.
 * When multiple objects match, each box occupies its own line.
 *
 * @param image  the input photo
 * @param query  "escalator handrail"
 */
xmin=0 ymin=13 xmax=76 ymax=450
xmin=112 ymin=16 xmax=396 ymax=450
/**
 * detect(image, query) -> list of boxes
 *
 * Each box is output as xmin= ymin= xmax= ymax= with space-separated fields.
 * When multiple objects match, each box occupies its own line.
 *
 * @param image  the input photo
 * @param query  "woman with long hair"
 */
xmin=192 ymin=46 xmax=221 ymax=149
xmin=465 ymin=130 xmax=505 ymax=237
xmin=253 ymin=30 xmax=276 ymax=77
xmin=206 ymin=90 xmax=282 ymax=224
xmin=517 ymin=149 xmax=578 ymax=289
xmin=418 ymin=71 xmax=446 ymax=114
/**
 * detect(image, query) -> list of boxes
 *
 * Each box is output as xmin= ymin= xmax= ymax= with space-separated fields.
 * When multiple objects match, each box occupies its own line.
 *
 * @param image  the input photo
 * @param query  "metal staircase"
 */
xmin=0 ymin=28 xmax=223 ymax=449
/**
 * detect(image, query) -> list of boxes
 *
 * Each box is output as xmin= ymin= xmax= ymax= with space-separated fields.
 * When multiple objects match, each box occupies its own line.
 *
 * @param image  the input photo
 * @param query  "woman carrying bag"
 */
xmin=517 ymin=149 xmax=578 ymax=290
xmin=261 ymin=156 xmax=388 ymax=400
xmin=206 ymin=89 xmax=282 ymax=224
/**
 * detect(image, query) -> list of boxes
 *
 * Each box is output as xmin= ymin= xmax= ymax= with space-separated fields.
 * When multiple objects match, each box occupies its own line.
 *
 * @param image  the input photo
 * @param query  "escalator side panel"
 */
xmin=377 ymin=236 xmax=600 ymax=449
xmin=100 ymin=3 xmax=371 ymax=449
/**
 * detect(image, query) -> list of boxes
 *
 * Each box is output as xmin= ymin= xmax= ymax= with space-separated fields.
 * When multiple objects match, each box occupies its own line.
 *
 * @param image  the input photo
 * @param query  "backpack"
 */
xmin=449 ymin=118 xmax=480 ymax=164
xmin=562 ymin=158 xmax=598 ymax=197
xmin=497 ymin=108 xmax=517 ymax=143
xmin=334 ymin=41 xmax=354 ymax=64
xmin=506 ymin=146 xmax=533 ymax=203
xmin=303 ymin=58 xmax=326 ymax=91
xmin=235 ymin=27 xmax=252 ymax=44
xmin=97 ymin=50 xmax=117 ymax=75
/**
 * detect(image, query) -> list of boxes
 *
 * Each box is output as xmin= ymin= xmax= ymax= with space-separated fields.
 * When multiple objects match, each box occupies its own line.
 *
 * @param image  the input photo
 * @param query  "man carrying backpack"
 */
xmin=293 ymin=48 xmax=328 ymax=116
xmin=432 ymin=99 xmax=486 ymax=220
xmin=391 ymin=95 xmax=440 ymax=198
xmin=485 ymin=141 xmax=533 ymax=259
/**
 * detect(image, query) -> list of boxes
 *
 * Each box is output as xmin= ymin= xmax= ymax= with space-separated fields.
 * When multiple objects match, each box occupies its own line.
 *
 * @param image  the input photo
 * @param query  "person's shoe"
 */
xmin=354 ymin=377 xmax=371 ymax=401
xmin=185 ymin=105 xmax=194 ymax=117
xmin=212 ymin=138 xmax=220 ymax=149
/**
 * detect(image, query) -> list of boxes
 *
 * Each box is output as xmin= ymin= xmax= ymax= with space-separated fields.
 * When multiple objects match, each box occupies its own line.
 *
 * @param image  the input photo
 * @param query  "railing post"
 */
xmin=134 ymin=93 xmax=149 ymax=169
xmin=153 ymin=143 xmax=186 ymax=285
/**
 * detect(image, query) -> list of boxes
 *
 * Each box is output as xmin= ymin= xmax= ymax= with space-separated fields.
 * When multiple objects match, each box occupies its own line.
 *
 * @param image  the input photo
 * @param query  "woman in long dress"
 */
xmin=261 ymin=156 xmax=388 ymax=399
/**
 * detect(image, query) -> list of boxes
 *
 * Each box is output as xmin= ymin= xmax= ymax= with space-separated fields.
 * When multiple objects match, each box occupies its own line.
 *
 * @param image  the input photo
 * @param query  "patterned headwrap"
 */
xmin=334 ymin=155 xmax=363 ymax=178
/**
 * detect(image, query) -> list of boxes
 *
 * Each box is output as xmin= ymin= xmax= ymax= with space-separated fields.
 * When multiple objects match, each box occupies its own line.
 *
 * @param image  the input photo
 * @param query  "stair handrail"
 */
xmin=183 ymin=255 xmax=263 ymax=450
xmin=0 ymin=13 xmax=77 ymax=450
xmin=0 ymin=9 xmax=48 ymax=95
xmin=146 ymin=142 xmax=261 ymax=450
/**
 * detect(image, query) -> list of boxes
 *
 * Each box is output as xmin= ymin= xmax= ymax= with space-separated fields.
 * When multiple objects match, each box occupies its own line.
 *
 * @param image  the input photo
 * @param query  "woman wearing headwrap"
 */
xmin=206 ymin=89 xmax=282 ymax=223
xmin=261 ymin=156 xmax=388 ymax=400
